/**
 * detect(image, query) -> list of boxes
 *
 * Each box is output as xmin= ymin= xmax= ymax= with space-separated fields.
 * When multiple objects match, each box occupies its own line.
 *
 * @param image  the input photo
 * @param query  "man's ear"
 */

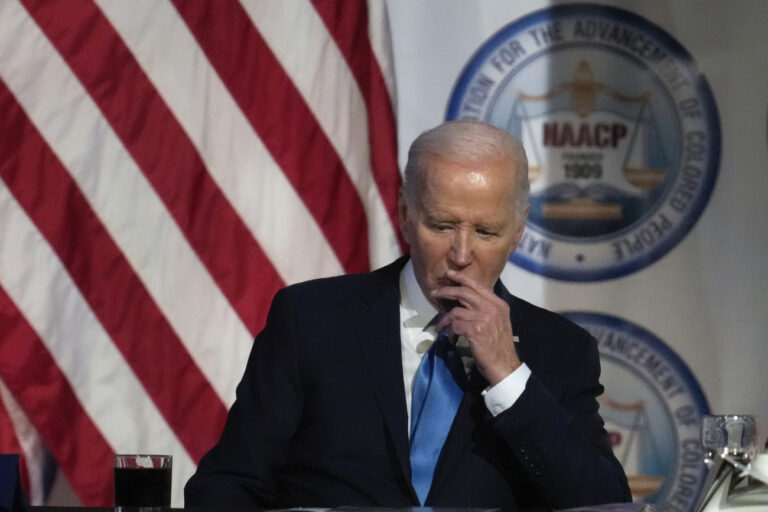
xmin=397 ymin=189 xmax=412 ymax=245
xmin=510 ymin=205 xmax=530 ymax=255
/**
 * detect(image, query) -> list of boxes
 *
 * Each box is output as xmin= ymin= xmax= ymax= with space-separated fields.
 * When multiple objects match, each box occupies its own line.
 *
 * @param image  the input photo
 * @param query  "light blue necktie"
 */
xmin=409 ymin=331 xmax=465 ymax=504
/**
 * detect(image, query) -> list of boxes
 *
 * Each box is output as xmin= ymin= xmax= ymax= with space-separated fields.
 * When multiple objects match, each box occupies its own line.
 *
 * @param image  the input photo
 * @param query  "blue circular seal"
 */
xmin=562 ymin=311 xmax=710 ymax=510
xmin=447 ymin=4 xmax=720 ymax=281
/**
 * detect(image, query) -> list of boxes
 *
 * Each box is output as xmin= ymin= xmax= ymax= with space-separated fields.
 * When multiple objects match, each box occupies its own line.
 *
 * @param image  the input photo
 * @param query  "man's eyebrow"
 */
xmin=475 ymin=220 xmax=506 ymax=231
xmin=424 ymin=212 xmax=456 ymax=223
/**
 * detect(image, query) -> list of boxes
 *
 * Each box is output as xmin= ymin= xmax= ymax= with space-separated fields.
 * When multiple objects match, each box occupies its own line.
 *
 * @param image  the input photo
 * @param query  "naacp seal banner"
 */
xmin=447 ymin=4 xmax=720 ymax=281
xmin=563 ymin=311 xmax=710 ymax=511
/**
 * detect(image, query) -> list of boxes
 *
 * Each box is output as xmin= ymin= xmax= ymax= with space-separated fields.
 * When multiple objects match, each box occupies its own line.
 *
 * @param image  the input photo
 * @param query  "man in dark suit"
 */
xmin=185 ymin=120 xmax=631 ymax=510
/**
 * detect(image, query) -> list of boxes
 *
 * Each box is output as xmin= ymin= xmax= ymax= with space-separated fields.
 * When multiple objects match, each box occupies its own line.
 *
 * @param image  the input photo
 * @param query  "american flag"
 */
xmin=0 ymin=0 xmax=402 ymax=506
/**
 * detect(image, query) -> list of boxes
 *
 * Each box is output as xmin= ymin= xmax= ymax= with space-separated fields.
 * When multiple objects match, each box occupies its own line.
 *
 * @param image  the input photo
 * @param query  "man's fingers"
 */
xmin=445 ymin=270 xmax=496 ymax=298
xmin=436 ymin=303 xmax=501 ymax=337
xmin=431 ymin=280 xmax=506 ymax=312
xmin=431 ymin=285 xmax=478 ymax=310
xmin=436 ymin=306 xmax=476 ymax=332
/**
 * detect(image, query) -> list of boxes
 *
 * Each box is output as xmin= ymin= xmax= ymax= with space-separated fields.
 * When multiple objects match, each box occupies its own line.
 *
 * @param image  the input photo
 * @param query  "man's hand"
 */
xmin=432 ymin=270 xmax=521 ymax=386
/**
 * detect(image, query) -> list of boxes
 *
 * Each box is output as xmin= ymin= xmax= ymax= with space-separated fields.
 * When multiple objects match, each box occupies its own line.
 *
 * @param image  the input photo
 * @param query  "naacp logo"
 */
xmin=562 ymin=312 xmax=709 ymax=511
xmin=447 ymin=4 xmax=720 ymax=281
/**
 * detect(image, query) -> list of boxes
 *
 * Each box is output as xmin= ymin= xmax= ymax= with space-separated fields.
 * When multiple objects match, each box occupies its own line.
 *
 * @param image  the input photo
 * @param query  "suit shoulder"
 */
xmin=285 ymin=271 xmax=365 ymax=294
xmin=276 ymin=257 xmax=403 ymax=309
xmin=510 ymin=295 xmax=593 ymax=347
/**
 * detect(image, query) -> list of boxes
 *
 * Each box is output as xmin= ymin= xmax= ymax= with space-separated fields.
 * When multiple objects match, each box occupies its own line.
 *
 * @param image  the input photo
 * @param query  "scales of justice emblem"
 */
xmin=600 ymin=395 xmax=665 ymax=498
xmin=508 ymin=60 xmax=668 ymax=239
xmin=563 ymin=311 xmax=710 ymax=510
xmin=448 ymin=4 xmax=720 ymax=281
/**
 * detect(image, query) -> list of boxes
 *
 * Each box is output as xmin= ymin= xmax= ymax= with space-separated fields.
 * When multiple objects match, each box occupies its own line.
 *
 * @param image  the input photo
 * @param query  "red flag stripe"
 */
xmin=236 ymin=0 xmax=400 ymax=268
xmin=22 ymin=0 xmax=283 ymax=337
xmin=171 ymin=0 xmax=371 ymax=274
xmin=93 ymin=1 xmax=343 ymax=289
xmin=6 ymin=0 xmax=247 ymax=413
xmin=0 ymin=154 xmax=197 ymax=506
xmin=0 ymin=287 xmax=113 ymax=506
xmin=0 ymin=0 xmax=401 ymax=505
xmin=311 ymin=0 xmax=405 ymax=251
xmin=0 ymin=78 xmax=226 ymax=464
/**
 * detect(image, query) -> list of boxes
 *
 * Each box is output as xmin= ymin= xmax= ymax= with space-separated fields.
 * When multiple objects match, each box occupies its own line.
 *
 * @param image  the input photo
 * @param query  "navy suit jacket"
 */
xmin=185 ymin=257 xmax=630 ymax=510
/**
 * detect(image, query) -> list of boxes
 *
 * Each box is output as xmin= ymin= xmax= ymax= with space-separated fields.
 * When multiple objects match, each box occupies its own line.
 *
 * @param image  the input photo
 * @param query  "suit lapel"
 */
xmin=354 ymin=258 xmax=415 ymax=498
xmin=428 ymin=365 xmax=487 ymax=501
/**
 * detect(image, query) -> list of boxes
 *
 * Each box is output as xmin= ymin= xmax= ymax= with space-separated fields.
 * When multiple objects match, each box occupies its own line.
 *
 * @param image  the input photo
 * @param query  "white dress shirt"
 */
xmin=398 ymin=260 xmax=531 ymax=432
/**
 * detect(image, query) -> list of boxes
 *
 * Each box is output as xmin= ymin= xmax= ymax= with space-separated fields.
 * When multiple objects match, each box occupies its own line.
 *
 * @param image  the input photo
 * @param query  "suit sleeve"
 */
xmin=492 ymin=330 xmax=632 ymax=509
xmin=185 ymin=288 xmax=304 ymax=509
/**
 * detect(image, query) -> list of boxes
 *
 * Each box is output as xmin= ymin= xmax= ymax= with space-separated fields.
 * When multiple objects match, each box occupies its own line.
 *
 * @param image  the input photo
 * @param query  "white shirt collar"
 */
xmin=400 ymin=259 xmax=438 ymax=331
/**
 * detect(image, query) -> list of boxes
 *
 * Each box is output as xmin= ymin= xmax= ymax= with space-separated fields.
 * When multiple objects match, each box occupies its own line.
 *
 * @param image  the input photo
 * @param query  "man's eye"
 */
xmin=477 ymin=229 xmax=497 ymax=238
xmin=428 ymin=222 xmax=451 ymax=232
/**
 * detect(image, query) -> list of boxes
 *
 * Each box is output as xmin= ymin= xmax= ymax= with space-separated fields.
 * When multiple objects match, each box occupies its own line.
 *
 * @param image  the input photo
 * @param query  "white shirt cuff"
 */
xmin=481 ymin=363 xmax=531 ymax=417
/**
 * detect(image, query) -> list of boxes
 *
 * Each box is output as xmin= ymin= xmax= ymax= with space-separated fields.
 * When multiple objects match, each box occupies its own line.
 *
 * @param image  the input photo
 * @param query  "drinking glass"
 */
xmin=114 ymin=454 xmax=172 ymax=510
xmin=701 ymin=414 xmax=757 ymax=467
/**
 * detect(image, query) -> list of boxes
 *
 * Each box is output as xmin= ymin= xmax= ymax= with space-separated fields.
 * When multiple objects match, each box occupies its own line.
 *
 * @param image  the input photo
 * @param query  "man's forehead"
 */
xmin=424 ymin=154 xmax=518 ymax=178
xmin=420 ymin=158 xmax=518 ymax=198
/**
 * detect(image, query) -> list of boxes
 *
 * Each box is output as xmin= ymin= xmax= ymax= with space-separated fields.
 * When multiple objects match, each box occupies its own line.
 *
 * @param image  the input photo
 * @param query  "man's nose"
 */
xmin=448 ymin=229 xmax=472 ymax=269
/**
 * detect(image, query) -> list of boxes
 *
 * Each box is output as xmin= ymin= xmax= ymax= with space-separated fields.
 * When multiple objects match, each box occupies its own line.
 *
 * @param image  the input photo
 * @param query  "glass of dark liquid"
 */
xmin=114 ymin=454 xmax=172 ymax=510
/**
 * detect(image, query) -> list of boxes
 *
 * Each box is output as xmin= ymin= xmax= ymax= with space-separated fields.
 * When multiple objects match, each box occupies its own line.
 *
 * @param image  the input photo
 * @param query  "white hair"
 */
xmin=402 ymin=120 xmax=529 ymax=217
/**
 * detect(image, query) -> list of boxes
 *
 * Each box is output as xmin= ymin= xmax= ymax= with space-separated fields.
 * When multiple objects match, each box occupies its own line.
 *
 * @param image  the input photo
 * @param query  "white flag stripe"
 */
xmin=0 ymin=380 xmax=46 ymax=505
xmin=366 ymin=0 xmax=399 ymax=106
xmin=96 ymin=0 xmax=345 ymax=286
xmin=241 ymin=0 xmax=401 ymax=269
xmin=0 ymin=1 xmax=249 ymax=406
xmin=0 ymin=182 xmax=195 ymax=507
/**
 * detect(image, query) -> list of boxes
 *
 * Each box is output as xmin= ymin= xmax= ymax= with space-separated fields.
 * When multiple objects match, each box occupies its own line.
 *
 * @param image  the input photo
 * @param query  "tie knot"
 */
xmin=432 ymin=330 xmax=452 ymax=353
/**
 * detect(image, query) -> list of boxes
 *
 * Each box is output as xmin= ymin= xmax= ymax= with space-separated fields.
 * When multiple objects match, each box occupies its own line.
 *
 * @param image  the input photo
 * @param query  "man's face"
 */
xmin=399 ymin=156 xmax=528 ymax=311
